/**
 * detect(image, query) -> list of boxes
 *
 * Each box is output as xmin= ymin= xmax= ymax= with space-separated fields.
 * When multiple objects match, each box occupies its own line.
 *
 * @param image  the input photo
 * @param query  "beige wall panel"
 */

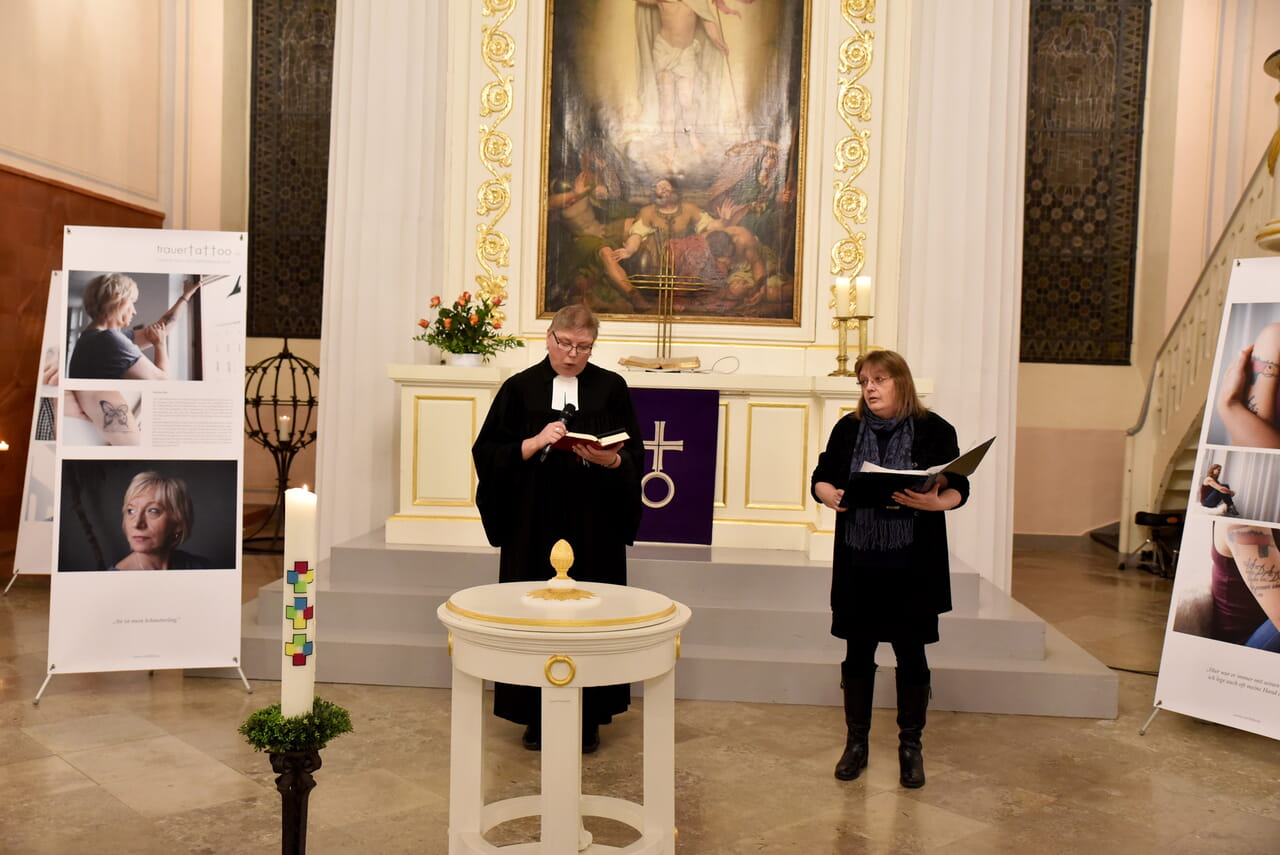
xmin=0 ymin=0 xmax=162 ymax=201
xmin=1014 ymin=426 xmax=1125 ymax=536
xmin=412 ymin=396 xmax=478 ymax=506
xmin=715 ymin=401 xmax=729 ymax=508
xmin=1017 ymin=363 xmax=1145 ymax=431
xmin=745 ymin=403 xmax=809 ymax=509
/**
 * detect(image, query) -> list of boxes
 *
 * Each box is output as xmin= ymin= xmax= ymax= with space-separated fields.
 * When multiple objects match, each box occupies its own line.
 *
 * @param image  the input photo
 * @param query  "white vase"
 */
xmin=444 ymin=352 xmax=485 ymax=367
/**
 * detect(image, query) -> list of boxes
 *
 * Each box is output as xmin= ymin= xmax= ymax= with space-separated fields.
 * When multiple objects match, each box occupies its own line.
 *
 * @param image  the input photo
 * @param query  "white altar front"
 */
xmin=387 ymin=363 xmax=934 ymax=560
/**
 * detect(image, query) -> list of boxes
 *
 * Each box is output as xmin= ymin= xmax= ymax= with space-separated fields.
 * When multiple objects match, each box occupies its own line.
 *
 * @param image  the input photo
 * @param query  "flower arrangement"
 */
xmin=414 ymin=292 xmax=525 ymax=359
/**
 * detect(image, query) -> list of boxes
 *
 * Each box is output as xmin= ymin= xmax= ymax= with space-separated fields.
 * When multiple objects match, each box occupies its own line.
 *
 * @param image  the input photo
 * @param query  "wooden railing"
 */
xmin=1120 ymin=154 xmax=1274 ymax=552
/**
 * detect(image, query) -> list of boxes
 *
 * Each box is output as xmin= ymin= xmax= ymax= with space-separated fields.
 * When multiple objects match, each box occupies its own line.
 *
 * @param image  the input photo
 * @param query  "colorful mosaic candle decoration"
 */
xmin=281 ymin=487 xmax=318 ymax=717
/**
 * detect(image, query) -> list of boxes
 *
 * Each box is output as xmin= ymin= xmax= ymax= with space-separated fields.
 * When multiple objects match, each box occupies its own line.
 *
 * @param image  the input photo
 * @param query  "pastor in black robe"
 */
xmin=472 ymin=357 xmax=645 ymax=726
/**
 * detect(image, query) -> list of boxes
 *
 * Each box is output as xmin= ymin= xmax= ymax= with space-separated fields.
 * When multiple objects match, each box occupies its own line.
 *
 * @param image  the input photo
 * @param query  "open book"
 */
xmin=618 ymin=355 xmax=701 ymax=371
xmin=551 ymin=428 xmax=630 ymax=452
xmin=840 ymin=436 xmax=996 ymax=509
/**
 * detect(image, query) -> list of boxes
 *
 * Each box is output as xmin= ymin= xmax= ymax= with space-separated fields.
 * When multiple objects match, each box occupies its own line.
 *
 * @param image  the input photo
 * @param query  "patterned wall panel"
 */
xmin=1020 ymin=0 xmax=1150 ymax=365
xmin=248 ymin=0 xmax=335 ymax=339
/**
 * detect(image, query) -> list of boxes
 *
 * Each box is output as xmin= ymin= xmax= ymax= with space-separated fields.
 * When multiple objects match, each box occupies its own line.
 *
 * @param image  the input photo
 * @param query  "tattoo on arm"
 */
xmin=1251 ymin=356 xmax=1280 ymax=378
xmin=1247 ymin=394 xmax=1261 ymax=416
xmin=99 ymin=400 xmax=130 ymax=433
xmin=1239 ymin=555 xmax=1280 ymax=595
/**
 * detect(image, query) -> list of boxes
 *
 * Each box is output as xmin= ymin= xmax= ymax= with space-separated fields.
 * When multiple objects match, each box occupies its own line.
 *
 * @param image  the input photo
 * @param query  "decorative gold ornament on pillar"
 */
xmin=1255 ymin=49 xmax=1280 ymax=252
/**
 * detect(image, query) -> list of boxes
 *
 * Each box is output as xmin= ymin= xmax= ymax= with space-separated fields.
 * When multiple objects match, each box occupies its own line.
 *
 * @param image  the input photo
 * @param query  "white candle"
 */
xmin=833 ymin=277 xmax=852 ymax=317
xmin=854 ymin=276 xmax=872 ymax=317
xmin=281 ymin=486 xmax=318 ymax=717
xmin=278 ymin=413 xmax=293 ymax=442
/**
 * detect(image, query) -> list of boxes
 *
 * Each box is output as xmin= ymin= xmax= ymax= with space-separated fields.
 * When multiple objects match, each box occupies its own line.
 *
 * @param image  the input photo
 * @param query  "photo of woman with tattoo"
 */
xmin=1207 ymin=303 xmax=1280 ymax=447
xmin=1171 ymin=518 xmax=1280 ymax=653
xmin=1206 ymin=521 xmax=1280 ymax=651
xmin=65 ymin=271 xmax=205 ymax=382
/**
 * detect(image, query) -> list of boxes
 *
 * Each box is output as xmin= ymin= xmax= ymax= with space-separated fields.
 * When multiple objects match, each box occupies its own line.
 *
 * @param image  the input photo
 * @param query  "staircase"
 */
xmin=1120 ymin=154 xmax=1276 ymax=553
xmin=215 ymin=529 xmax=1118 ymax=718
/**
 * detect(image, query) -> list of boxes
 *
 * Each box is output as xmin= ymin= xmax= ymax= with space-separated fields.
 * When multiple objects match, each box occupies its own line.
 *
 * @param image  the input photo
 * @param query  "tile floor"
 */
xmin=1 ymin=540 xmax=1278 ymax=854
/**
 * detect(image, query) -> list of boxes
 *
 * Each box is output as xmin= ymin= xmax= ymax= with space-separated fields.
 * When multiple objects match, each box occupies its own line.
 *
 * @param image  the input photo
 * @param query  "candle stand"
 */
xmin=245 ymin=340 xmax=319 ymax=552
xmin=829 ymin=314 xmax=873 ymax=378
xmin=830 ymin=315 xmax=855 ymax=377
xmin=239 ymin=698 xmax=352 ymax=855
xmin=271 ymin=749 xmax=321 ymax=855
xmin=855 ymin=314 xmax=871 ymax=361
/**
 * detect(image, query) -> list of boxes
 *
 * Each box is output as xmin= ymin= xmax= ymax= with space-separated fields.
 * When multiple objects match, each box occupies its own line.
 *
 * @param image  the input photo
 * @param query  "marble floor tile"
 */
xmin=0 ymin=540 xmax=1276 ymax=853
xmin=0 ymin=755 xmax=96 ymax=805
xmin=60 ymin=734 xmax=264 ymax=817
xmin=22 ymin=711 xmax=166 ymax=753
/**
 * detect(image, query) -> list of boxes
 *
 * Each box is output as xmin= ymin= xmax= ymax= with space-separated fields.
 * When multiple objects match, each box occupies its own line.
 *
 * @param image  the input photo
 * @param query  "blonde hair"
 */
xmin=854 ymin=350 xmax=928 ymax=420
xmin=83 ymin=273 xmax=139 ymax=326
xmin=122 ymin=471 xmax=193 ymax=546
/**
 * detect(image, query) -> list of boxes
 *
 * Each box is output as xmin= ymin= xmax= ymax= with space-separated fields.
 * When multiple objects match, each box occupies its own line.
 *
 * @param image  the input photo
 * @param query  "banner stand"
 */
xmin=32 ymin=659 xmax=254 ymax=706
xmin=1149 ymin=257 xmax=1280 ymax=744
xmin=3 ymin=570 xmax=19 ymax=595
xmin=33 ymin=227 xmax=252 ymax=700
xmin=1138 ymin=701 xmax=1163 ymax=735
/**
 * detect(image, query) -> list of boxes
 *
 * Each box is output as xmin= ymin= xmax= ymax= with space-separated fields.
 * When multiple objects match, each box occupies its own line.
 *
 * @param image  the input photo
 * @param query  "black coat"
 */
xmin=810 ymin=411 xmax=969 ymax=643
xmin=472 ymin=357 xmax=644 ymax=581
xmin=471 ymin=357 xmax=644 ymax=725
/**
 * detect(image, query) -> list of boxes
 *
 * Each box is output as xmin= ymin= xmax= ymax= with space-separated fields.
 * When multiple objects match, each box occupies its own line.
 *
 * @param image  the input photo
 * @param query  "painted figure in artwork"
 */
xmin=541 ymin=0 xmax=806 ymax=323
xmin=634 ymin=0 xmax=730 ymax=165
xmin=547 ymin=141 xmax=651 ymax=313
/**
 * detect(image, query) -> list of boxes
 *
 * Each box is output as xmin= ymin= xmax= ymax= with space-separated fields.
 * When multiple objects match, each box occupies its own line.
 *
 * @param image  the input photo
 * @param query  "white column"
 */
xmin=897 ymin=2 xmax=1029 ymax=591
xmin=315 ymin=1 xmax=450 ymax=559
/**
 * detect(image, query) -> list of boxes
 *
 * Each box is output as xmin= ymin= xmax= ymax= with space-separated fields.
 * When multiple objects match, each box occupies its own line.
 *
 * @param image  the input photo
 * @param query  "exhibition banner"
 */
xmin=45 ymin=226 xmax=247 ymax=675
xmin=1156 ymin=257 xmax=1280 ymax=740
xmin=13 ymin=274 xmax=64 ymax=576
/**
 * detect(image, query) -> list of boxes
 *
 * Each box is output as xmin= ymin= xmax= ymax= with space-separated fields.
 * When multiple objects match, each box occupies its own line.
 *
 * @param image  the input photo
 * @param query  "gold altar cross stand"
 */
xmin=618 ymin=245 xmax=704 ymax=371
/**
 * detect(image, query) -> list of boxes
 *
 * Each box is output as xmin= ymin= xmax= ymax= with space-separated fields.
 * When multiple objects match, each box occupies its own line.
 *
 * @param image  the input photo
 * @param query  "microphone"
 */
xmin=539 ymin=403 xmax=577 ymax=462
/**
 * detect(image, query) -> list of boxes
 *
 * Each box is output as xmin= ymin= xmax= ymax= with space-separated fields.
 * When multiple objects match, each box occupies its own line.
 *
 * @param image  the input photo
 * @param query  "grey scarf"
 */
xmin=845 ymin=412 xmax=915 ymax=551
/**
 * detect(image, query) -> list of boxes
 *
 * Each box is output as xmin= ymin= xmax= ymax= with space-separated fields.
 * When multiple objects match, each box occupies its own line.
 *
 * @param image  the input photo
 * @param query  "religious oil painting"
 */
xmin=538 ymin=0 xmax=811 ymax=326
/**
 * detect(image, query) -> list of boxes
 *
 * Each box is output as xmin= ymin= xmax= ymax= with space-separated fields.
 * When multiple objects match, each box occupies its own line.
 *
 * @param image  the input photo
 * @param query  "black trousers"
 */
xmin=845 ymin=638 xmax=930 ymax=683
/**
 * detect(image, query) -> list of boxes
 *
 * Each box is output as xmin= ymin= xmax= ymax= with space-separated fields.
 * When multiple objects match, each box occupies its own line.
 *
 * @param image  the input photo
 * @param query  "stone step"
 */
xmin=253 ymin=583 xmax=1040 ymax=660
xmin=204 ymin=529 xmax=1117 ymax=719
xmin=326 ymin=531 xmax=981 ymax=613
xmin=221 ymin=607 xmax=1110 ymax=717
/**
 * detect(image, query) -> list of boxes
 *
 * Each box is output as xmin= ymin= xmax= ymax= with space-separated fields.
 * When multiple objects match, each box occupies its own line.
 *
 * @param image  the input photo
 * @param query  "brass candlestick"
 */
xmin=854 ymin=314 xmax=871 ymax=361
xmin=830 ymin=314 xmax=855 ymax=377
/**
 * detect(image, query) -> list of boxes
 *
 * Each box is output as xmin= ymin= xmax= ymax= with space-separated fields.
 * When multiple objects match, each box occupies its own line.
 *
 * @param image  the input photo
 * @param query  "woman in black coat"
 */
xmin=811 ymin=350 xmax=969 ymax=789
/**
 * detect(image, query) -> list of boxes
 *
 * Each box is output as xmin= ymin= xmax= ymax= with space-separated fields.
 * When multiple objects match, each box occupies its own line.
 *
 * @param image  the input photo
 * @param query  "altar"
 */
xmin=386 ymin=363 xmax=930 ymax=559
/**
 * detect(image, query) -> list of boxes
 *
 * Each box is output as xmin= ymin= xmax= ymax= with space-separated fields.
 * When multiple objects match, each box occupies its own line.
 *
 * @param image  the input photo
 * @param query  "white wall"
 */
xmin=0 ymin=0 xmax=250 ymax=231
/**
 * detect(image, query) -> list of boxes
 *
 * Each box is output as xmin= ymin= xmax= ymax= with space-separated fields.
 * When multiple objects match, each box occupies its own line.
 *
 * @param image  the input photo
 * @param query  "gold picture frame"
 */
xmin=536 ymin=0 xmax=812 ymax=327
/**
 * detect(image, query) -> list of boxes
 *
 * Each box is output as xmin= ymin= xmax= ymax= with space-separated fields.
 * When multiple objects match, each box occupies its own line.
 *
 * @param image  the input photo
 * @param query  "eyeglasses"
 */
xmin=859 ymin=374 xmax=892 ymax=388
xmin=551 ymin=332 xmax=594 ymax=355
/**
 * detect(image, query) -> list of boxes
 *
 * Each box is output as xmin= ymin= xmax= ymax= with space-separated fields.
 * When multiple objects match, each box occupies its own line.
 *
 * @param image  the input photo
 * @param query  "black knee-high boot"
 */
xmin=895 ymin=672 xmax=930 ymax=788
xmin=835 ymin=662 xmax=876 ymax=781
